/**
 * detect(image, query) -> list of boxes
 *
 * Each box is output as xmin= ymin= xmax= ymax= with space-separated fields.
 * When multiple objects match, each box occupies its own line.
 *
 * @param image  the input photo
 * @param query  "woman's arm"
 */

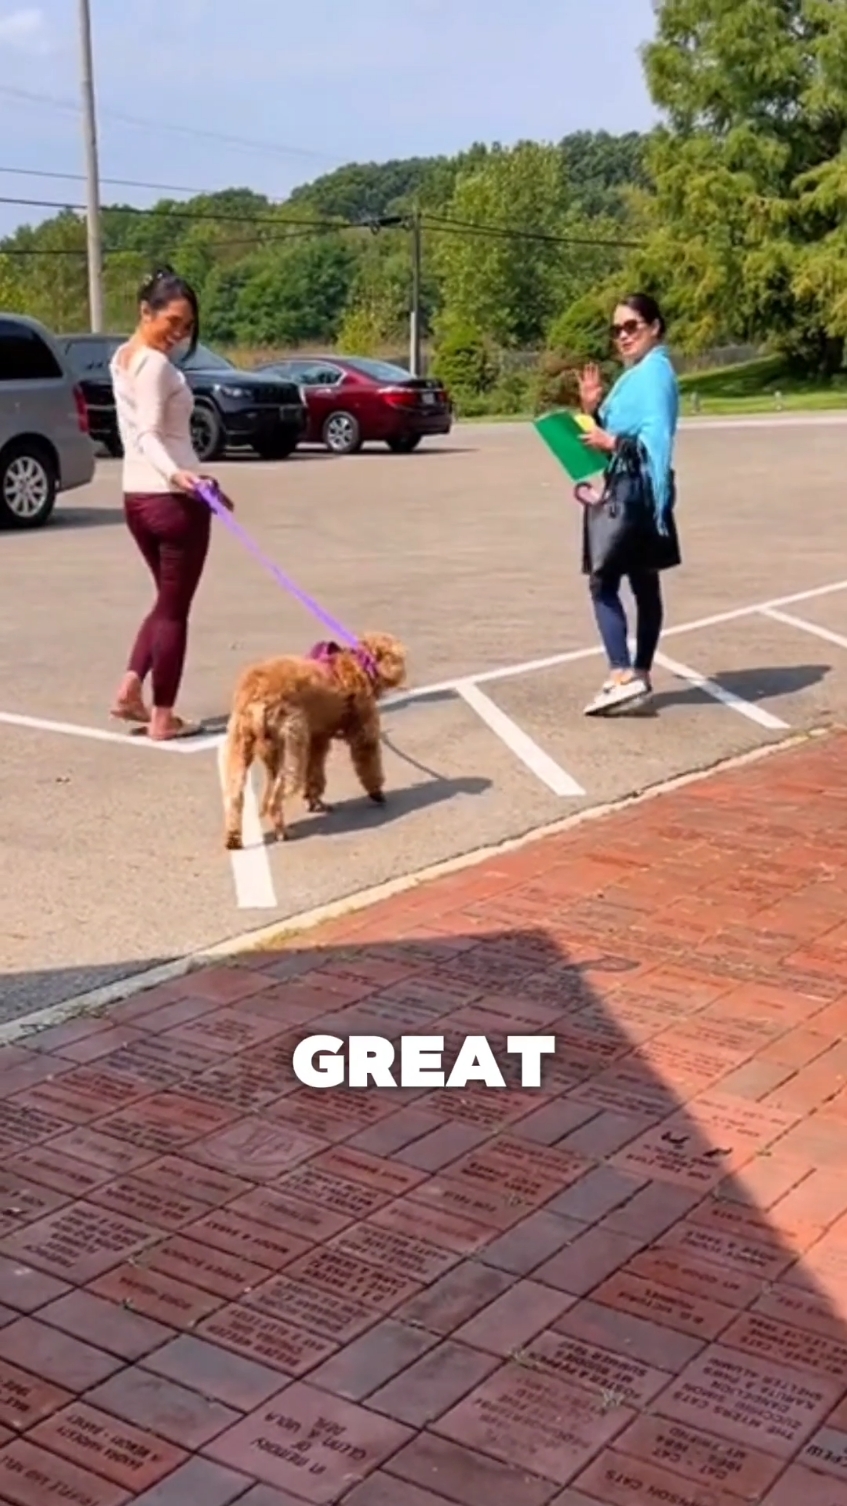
xmin=133 ymin=353 xmax=191 ymax=486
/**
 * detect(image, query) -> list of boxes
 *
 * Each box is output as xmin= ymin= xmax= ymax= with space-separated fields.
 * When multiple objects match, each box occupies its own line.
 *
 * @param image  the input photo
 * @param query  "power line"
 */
xmin=0 ymin=163 xmax=231 ymax=198
xmin=0 ymin=191 xmax=352 ymax=229
xmin=0 ymin=192 xmax=639 ymax=257
xmin=423 ymin=212 xmax=641 ymax=249
xmin=0 ymin=184 xmax=639 ymax=247
xmin=0 ymin=225 xmax=337 ymax=258
xmin=0 ymin=84 xmax=340 ymax=165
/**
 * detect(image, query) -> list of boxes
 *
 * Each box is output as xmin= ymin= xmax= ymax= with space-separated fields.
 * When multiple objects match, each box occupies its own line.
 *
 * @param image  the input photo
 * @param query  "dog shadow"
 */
xmin=279 ymin=773 xmax=492 ymax=841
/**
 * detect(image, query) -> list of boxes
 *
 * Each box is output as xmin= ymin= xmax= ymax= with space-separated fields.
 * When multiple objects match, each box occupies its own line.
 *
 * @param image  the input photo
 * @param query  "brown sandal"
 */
xmin=110 ymin=702 xmax=150 ymax=725
xmin=146 ymin=716 xmax=203 ymax=741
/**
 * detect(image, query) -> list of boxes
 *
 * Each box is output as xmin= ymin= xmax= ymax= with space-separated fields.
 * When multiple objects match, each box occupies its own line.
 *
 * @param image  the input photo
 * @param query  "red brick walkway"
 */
xmin=3 ymin=736 xmax=847 ymax=1503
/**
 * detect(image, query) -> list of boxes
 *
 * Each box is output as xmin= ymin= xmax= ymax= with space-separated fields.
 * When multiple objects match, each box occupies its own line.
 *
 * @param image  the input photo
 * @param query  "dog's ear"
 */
xmin=360 ymin=631 xmax=404 ymax=661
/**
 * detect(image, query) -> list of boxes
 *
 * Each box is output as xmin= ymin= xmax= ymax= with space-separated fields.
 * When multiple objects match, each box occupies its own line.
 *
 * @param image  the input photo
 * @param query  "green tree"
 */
xmin=433 ymin=142 xmax=572 ymax=347
xmin=0 ymin=252 xmax=22 ymax=310
xmin=233 ymin=233 xmax=357 ymax=347
xmin=2 ymin=212 xmax=88 ymax=329
xmin=559 ymin=131 xmax=650 ymax=218
xmin=288 ymin=159 xmax=437 ymax=221
xmin=338 ymin=226 xmax=439 ymax=351
xmin=636 ymin=0 xmax=847 ymax=371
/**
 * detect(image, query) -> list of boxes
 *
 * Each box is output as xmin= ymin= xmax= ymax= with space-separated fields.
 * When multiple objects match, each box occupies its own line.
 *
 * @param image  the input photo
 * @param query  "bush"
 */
xmin=532 ymin=352 xmax=580 ymax=413
xmin=546 ymin=291 xmax=611 ymax=366
xmin=431 ymin=321 xmax=496 ymax=403
xmin=336 ymin=304 xmax=386 ymax=355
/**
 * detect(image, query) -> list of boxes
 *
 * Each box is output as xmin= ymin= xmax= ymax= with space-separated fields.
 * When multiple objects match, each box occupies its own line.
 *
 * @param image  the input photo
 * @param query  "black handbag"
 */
xmin=581 ymin=440 xmax=656 ymax=578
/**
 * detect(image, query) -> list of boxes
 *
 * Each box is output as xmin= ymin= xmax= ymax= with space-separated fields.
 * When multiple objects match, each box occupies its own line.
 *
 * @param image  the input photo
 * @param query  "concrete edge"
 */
xmin=2 ymin=725 xmax=828 ymax=1046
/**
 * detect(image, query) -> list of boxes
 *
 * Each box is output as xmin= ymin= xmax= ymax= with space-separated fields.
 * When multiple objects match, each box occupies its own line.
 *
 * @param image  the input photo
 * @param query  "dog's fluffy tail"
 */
xmin=223 ymin=700 xmax=311 ymax=850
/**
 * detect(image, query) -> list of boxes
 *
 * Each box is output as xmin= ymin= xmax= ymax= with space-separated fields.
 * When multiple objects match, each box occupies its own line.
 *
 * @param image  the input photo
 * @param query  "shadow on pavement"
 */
xmin=0 ymin=738 xmax=845 ymax=1500
xmin=654 ymin=661 xmax=831 ymax=711
xmin=50 ymin=506 xmax=126 ymax=529
xmin=284 ymin=775 xmax=493 ymax=841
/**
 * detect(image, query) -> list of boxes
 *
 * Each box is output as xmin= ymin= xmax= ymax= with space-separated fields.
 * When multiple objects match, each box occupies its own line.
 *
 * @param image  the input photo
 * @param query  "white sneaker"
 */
xmin=584 ymin=676 xmax=651 ymax=716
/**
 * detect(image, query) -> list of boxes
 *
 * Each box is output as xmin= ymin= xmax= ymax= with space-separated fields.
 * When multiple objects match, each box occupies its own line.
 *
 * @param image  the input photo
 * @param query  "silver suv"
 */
xmin=0 ymin=314 xmax=96 ymax=529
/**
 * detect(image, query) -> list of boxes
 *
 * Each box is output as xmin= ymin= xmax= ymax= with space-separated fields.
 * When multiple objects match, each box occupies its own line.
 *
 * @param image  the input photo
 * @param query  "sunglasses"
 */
xmin=611 ymin=318 xmax=645 ymax=341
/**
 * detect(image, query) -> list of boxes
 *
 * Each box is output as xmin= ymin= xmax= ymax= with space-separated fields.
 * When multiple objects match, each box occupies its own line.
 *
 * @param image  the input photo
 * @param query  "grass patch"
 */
xmin=459 ymin=354 xmax=847 ymax=422
xmin=678 ymin=354 xmax=847 ymax=414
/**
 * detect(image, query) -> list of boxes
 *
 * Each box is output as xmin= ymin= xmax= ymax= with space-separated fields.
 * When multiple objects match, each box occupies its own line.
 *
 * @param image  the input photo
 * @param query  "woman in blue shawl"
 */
xmin=578 ymin=292 xmax=680 ymax=716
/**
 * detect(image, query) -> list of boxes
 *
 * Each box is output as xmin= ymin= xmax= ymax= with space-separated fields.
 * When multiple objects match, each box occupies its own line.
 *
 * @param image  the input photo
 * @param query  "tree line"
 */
xmin=2 ymin=0 xmax=846 ymax=411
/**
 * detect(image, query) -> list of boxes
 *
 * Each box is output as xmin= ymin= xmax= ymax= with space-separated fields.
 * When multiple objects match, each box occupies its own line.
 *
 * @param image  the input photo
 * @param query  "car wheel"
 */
xmin=323 ymin=411 xmax=362 ymax=455
xmin=191 ymin=402 xmax=224 ymax=462
xmin=387 ymin=435 xmax=421 ymax=453
xmin=0 ymin=443 xmax=57 ymax=529
xmin=254 ymin=431 xmax=298 ymax=460
xmin=105 ymin=434 xmax=123 ymax=458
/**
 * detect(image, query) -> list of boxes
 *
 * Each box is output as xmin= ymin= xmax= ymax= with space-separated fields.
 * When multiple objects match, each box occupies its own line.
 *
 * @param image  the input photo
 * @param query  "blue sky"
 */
xmin=0 ymin=0 xmax=658 ymax=237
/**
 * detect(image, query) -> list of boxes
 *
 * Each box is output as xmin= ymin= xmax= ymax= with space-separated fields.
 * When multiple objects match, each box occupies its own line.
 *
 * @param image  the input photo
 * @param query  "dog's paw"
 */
xmin=307 ymin=797 xmax=332 ymax=813
xmin=369 ymin=790 xmax=387 ymax=805
xmin=224 ymin=833 xmax=243 ymax=851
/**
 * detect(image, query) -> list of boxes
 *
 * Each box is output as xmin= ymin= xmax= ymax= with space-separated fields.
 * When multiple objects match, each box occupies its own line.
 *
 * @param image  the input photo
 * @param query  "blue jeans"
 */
xmin=590 ymin=569 xmax=663 ymax=674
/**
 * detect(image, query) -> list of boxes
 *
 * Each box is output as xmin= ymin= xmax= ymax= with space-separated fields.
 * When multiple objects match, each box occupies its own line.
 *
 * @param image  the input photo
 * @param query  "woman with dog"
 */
xmin=110 ymin=266 xmax=226 ymax=740
xmin=578 ymin=292 xmax=680 ymax=717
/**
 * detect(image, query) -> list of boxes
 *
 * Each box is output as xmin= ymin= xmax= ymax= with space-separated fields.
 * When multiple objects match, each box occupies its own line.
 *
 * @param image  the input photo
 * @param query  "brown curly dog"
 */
xmin=222 ymin=631 xmax=407 ymax=849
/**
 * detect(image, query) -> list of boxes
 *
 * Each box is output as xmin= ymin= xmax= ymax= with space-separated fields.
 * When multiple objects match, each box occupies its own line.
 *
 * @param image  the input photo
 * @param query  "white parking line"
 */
xmin=653 ymin=651 xmax=788 ymax=729
xmin=761 ymin=606 xmax=847 ymax=652
xmin=456 ymin=681 xmax=585 ymax=795
xmin=216 ymin=742 xmax=278 ymax=909
xmin=8 ymin=578 xmax=847 ymax=757
xmin=0 ymin=711 xmax=192 ymax=752
xmin=381 ymin=576 xmax=847 ymax=710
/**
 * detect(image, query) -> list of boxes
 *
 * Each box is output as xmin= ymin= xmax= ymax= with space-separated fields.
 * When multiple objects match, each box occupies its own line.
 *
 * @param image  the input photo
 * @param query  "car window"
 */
xmin=300 ymin=364 xmax=343 ymax=386
xmin=0 ymin=319 xmax=63 ymax=381
xmin=176 ymin=342 xmax=235 ymax=372
xmin=343 ymin=357 xmax=411 ymax=382
xmin=64 ymin=339 xmax=108 ymax=375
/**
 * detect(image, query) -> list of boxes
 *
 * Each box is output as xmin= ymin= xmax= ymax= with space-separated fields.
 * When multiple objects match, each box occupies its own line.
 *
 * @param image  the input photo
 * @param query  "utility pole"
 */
xmin=77 ymin=0 xmax=104 ymax=331
xmin=409 ymin=204 xmax=422 ymax=376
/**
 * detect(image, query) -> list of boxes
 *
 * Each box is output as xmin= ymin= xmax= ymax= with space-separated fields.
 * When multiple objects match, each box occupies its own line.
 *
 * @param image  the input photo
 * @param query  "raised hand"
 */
xmin=578 ymin=363 xmax=604 ymax=414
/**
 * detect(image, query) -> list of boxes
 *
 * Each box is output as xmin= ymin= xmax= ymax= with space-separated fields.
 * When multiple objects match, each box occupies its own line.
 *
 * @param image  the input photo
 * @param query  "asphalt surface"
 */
xmin=3 ymin=416 xmax=847 ymax=1019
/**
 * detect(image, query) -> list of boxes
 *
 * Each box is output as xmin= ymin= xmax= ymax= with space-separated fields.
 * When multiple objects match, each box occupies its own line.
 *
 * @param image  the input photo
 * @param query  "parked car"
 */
xmin=255 ymin=355 xmax=452 ymax=454
xmin=58 ymin=335 xmax=307 ymax=463
xmin=0 ymin=314 xmax=95 ymax=529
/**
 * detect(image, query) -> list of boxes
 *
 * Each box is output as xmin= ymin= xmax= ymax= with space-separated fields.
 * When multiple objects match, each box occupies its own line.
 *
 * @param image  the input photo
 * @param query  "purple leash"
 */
xmin=194 ymin=480 xmax=377 ymax=677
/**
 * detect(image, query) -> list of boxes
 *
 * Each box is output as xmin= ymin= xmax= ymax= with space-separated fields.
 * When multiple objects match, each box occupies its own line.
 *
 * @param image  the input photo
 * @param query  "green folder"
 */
xmin=534 ymin=409 xmax=608 ymax=483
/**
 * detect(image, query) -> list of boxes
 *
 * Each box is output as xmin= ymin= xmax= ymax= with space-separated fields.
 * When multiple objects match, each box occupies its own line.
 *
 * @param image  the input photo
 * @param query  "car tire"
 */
xmin=323 ymin=411 xmax=362 ymax=455
xmin=254 ymin=431 xmax=299 ymax=460
xmin=105 ymin=435 xmax=123 ymax=458
xmin=191 ymin=402 xmax=224 ymax=462
xmin=387 ymin=435 xmax=421 ymax=453
xmin=0 ymin=442 xmax=57 ymax=530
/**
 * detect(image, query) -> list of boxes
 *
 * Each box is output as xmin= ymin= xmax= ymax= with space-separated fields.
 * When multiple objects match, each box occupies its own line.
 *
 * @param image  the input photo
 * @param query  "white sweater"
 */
xmin=111 ymin=344 xmax=198 ymax=494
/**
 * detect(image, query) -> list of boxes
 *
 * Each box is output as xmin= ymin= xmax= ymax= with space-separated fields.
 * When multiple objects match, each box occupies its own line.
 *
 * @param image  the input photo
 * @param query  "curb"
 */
xmin=1 ymin=726 xmax=828 ymax=1047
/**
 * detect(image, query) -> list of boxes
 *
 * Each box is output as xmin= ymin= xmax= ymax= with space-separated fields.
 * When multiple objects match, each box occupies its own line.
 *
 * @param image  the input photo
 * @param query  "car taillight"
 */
xmin=379 ymin=385 xmax=419 ymax=407
xmin=73 ymin=385 xmax=90 ymax=433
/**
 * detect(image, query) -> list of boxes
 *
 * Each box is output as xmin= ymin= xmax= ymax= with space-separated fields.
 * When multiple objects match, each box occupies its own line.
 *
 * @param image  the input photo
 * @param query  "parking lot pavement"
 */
xmin=4 ymin=417 xmax=847 ymax=1020
xmin=0 ymin=734 xmax=844 ymax=1501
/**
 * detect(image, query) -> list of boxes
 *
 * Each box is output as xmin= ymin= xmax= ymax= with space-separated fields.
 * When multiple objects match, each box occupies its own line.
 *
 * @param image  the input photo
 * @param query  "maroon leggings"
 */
xmin=124 ymin=492 xmax=211 ymax=708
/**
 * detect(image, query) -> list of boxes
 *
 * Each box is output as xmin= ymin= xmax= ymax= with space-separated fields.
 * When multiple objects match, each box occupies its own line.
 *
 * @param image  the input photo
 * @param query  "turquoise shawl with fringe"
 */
xmin=600 ymin=345 xmax=679 ymax=534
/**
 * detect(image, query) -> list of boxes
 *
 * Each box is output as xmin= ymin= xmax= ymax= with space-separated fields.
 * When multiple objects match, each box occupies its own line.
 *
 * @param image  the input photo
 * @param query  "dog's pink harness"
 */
xmin=309 ymin=640 xmax=379 ymax=682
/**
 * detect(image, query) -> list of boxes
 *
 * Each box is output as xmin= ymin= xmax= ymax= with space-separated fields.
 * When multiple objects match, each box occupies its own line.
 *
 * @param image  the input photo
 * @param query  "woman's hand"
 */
xmin=581 ymin=426 xmax=617 ymax=454
xmin=172 ymin=472 xmax=234 ymax=510
xmin=172 ymin=469 xmax=205 ymax=494
xmin=578 ymin=363 xmax=604 ymax=413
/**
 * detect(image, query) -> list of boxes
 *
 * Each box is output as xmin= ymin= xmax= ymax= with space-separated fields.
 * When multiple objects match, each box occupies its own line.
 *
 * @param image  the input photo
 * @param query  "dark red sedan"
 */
xmin=255 ymin=355 xmax=452 ymax=455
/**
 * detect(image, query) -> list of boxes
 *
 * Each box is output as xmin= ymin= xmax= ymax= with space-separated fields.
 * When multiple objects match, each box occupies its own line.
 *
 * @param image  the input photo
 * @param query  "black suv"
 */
xmin=57 ymin=335 xmax=307 ymax=462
